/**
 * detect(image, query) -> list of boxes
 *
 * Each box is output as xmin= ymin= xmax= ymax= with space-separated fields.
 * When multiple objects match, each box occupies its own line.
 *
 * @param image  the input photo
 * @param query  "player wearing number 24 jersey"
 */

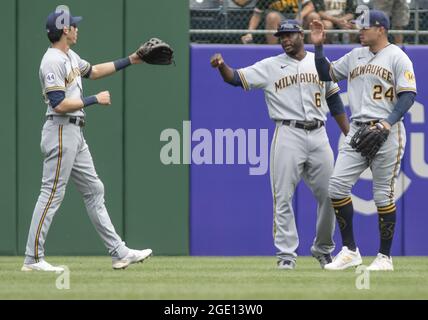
xmin=311 ymin=10 xmax=417 ymax=271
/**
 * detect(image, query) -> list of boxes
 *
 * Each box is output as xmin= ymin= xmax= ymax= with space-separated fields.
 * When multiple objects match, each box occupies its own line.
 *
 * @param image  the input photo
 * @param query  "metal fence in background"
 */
xmin=190 ymin=0 xmax=428 ymax=44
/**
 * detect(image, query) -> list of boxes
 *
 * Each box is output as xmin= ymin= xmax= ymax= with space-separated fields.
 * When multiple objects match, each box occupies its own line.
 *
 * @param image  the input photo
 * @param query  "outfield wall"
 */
xmin=0 ymin=0 xmax=189 ymax=256
xmin=190 ymin=44 xmax=428 ymax=256
xmin=2 ymin=0 xmax=427 ymax=257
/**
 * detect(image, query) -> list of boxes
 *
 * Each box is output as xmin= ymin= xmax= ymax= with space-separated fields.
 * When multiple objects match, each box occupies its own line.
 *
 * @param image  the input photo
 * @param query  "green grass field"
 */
xmin=1 ymin=256 xmax=428 ymax=299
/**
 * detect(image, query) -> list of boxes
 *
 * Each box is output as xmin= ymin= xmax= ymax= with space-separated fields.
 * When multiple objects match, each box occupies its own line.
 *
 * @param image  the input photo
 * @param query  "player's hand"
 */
xmin=96 ymin=91 xmax=111 ymax=105
xmin=310 ymin=20 xmax=326 ymax=45
xmin=241 ymin=33 xmax=253 ymax=44
xmin=210 ymin=53 xmax=224 ymax=68
xmin=380 ymin=120 xmax=391 ymax=131
xmin=129 ymin=52 xmax=143 ymax=64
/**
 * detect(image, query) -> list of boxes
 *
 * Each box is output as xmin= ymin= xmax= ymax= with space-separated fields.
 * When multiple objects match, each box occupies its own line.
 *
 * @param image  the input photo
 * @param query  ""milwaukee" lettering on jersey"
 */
xmin=275 ymin=73 xmax=325 ymax=92
xmin=349 ymin=64 xmax=393 ymax=84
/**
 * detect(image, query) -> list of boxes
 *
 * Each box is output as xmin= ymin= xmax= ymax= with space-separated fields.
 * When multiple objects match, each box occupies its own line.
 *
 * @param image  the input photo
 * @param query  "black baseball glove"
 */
xmin=350 ymin=122 xmax=390 ymax=162
xmin=136 ymin=38 xmax=174 ymax=65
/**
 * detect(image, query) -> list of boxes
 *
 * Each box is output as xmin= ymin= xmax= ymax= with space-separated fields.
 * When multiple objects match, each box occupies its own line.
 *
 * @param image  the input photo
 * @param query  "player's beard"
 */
xmin=285 ymin=36 xmax=304 ymax=57
xmin=283 ymin=42 xmax=303 ymax=58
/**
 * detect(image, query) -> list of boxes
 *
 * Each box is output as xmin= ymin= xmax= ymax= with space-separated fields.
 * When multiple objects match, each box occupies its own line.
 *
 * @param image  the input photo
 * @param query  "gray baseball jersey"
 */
xmin=328 ymin=44 xmax=416 ymax=208
xmin=24 ymin=47 xmax=130 ymax=264
xmin=238 ymin=51 xmax=340 ymax=121
xmin=330 ymin=44 xmax=417 ymax=121
xmin=237 ymin=51 xmax=340 ymax=262
xmin=39 ymin=47 xmax=91 ymax=117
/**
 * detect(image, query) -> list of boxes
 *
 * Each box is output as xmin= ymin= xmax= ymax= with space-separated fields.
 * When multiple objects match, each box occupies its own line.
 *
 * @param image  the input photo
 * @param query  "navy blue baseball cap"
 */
xmin=274 ymin=20 xmax=303 ymax=37
xmin=354 ymin=10 xmax=390 ymax=30
xmin=46 ymin=8 xmax=82 ymax=32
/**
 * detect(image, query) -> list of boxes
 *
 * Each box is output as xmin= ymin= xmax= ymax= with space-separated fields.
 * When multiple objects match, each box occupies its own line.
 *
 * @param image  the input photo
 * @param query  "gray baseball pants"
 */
xmin=329 ymin=121 xmax=406 ymax=207
xmin=24 ymin=116 xmax=128 ymax=264
xmin=270 ymin=121 xmax=336 ymax=263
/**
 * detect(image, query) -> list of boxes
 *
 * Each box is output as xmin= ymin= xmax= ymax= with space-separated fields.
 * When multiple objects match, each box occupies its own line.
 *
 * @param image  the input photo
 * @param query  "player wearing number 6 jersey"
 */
xmin=311 ymin=10 xmax=417 ymax=271
xmin=211 ymin=20 xmax=349 ymax=269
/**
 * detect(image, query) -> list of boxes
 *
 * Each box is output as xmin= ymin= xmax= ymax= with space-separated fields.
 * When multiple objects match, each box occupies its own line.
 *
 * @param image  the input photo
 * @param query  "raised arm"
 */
xmin=310 ymin=20 xmax=332 ymax=81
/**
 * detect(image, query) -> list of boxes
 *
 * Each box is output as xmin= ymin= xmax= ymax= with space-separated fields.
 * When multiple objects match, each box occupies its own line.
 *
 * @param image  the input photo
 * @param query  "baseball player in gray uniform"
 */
xmin=21 ymin=8 xmax=152 ymax=271
xmin=211 ymin=20 xmax=350 ymax=269
xmin=311 ymin=10 xmax=417 ymax=270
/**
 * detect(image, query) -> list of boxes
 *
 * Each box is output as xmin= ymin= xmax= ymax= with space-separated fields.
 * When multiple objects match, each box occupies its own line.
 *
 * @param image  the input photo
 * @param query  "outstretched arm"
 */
xmin=89 ymin=53 xmax=142 ymax=80
xmin=210 ymin=53 xmax=242 ymax=87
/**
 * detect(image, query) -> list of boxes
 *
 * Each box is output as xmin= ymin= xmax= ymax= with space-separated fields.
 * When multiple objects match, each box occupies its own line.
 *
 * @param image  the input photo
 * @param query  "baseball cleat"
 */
xmin=366 ymin=253 xmax=394 ymax=271
xmin=112 ymin=248 xmax=153 ymax=270
xmin=324 ymin=246 xmax=362 ymax=270
xmin=277 ymin=260 xmax=296 ymax=270
xmin=21 ymin=260 xmax=64 ymax=272
xmin=312 ymin=253 xmax=333 ymax=269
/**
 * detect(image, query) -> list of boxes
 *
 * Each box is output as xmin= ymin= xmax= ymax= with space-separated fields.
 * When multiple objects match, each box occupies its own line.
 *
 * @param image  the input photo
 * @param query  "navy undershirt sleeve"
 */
xmin=114 ymin=57 xmax=131 ymax=71
xmin=47 ymin=90 xmax=65 ymax=108
xmin=326 ymin=92 xmax=345 ymax=116
xmin=82 ymin=65 xmax=92 ymax=78
xmin=386 ymin=91 xmax=416 ymax=125
xmin=227 ymin=70 xmax=243 ymax=87
xmin=315 ymin=45 xmax=332 ymax=81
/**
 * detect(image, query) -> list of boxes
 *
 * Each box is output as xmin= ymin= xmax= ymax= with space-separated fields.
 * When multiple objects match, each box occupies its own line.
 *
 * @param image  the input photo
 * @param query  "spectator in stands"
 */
xmin=372 ymin=0 xmax=410 ymax=44
xmin=241 ymin=0 xmax=315 ymax=44
xmin=233 ymin=0 xmax=254 ymax=7
xmin=305 ymin=0 xmax=356 ymax=43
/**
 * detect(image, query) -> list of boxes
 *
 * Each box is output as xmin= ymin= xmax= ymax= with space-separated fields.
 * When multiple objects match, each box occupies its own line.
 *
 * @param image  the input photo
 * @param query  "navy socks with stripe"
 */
xmin=378 ymin=205 xmax=397 ymax=257
xmin=331 ymin=197 xmax=356 ymax=252
xmin=331 ymin=199 xmax=397 ymax=256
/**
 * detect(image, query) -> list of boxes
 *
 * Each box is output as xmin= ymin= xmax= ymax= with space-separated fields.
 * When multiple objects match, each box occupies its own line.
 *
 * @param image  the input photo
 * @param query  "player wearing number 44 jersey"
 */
xmin=311 ymin=10 xmax=417 ymax=271
xmin=21 ymin=7 xmax=158 ymax=272
xmin=211 ymin=20 xmax=350 ymax=270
